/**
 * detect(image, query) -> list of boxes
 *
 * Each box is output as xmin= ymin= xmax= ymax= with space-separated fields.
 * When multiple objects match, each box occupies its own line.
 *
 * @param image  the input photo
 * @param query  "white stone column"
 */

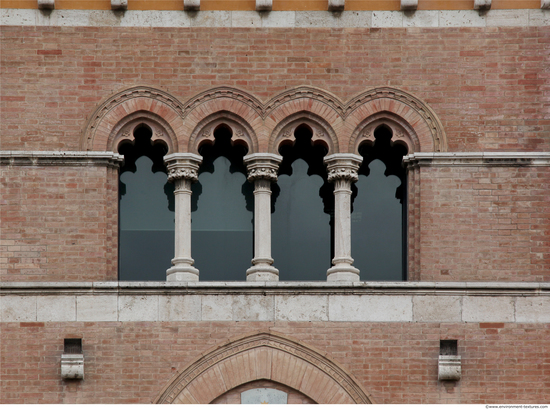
xmin=164 ymin=153 xmax=202 ymax=282
xmin=244 ymin=153 xmax=282 ymax=282
xmin=324 ymin=154 xmax=363 ymax=282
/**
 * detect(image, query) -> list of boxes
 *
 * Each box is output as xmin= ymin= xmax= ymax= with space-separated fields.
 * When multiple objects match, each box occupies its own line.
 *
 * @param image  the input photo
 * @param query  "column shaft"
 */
xmin=324 ymin=153 xmax=363 ymax=282
xmin=164 ymin=153 xmax=202 ymax=282
xmin=244 ymin=153 xmax=282 ymax=281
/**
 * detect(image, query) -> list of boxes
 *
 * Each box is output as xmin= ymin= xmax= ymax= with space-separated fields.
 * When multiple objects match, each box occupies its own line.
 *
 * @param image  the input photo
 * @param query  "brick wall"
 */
xmin=0 ymin=166 xmax=118 ymax=281
xmin=1 ymin=321 xmax=549 ymax=404
xmin=1 ymin=26 xmax=549 ymax=152
xmin=417 ymin=166 xmax=550 ymax=282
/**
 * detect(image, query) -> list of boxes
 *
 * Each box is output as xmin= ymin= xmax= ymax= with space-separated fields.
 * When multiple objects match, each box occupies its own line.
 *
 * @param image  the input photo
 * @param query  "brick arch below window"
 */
xmin=154 ymin=331 xmax=375 ymax=404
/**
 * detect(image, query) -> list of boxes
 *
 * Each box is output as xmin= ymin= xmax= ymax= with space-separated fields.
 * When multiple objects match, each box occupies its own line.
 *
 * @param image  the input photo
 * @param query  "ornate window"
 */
xmin=272 ymin=125 xmax=333 ymax=280
xmin=118 ymin=125 xmax=174 ymax=281
xmin=352 ymin=124 xmax=408 ymax=281
xmin=190 ymin=125 xmax=253 ymax=281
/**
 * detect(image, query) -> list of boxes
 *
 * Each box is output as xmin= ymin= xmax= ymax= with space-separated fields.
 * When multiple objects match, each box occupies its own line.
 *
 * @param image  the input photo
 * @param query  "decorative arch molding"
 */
xmin=268 ymin=111 xmax=339 ymax=155
xmin=349 ymin=111 xmax=421 ymax=154
xmin=83 ymin=85 xmax=446 ymax=155
xmin=154 ymin=331 xmax=375 ymax=404
xmin=187 ymin=111 xmax=259 ymax=154
xmin=263 ymin=86 xmax=344 ymax=119
xmin=108 ymin=111 xmax=178 ymax=153
xmin=343 ymin=87 xmax=447 ymax=152
xmin=81 ymin=85 xmax=185 ymax=152
xmin=180 ymin=86 xmax=264 ymax=119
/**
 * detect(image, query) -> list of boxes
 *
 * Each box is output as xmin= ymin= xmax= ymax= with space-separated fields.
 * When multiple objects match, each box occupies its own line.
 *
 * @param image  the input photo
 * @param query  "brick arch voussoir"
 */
xmin=82 ymin=85 xmax=186 ymax=152
xmin=343 ymin=87 xmax=447 ymax=153
xmin=154 ymin=331 xmax=375 ymax=404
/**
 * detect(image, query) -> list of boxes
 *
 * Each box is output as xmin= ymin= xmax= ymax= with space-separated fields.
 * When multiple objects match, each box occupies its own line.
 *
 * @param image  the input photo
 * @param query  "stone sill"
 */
xmin=404 ymin=152 xmax=550 ymax=167
xmin=0 ymin=151 xmax=123 ymax=167
xmin=2 ymin=280 xmax=549 ymax=296
xmin=2 ymin=281 xmax=548 ymax=323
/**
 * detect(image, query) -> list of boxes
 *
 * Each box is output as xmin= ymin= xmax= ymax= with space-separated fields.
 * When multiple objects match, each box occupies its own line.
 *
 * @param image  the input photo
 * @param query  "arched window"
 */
xmin=352 ymin=125 xmax=407 ymax=281
xmin=272 ymin=125 xmax=333 ymax=280
xmin=191 ymin=125 xmax=254 ymax=281
xmin=118 ymin=125 xmax=174 ymax=281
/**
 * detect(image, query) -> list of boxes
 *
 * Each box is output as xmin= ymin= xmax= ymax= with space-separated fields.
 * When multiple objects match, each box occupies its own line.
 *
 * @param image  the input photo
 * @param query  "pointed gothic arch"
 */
xmin=81 ymin=85 xmax=183 ymax=153
xmin=154 ymin=331 xmax=375 ymax=404
xmin=187 ymin=110 xmax=259 ymax=155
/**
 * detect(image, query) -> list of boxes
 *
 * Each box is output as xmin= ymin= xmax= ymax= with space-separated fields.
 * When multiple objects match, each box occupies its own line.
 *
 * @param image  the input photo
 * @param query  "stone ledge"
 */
xmin=0 ymin=151 xmax=124 ymax=167
xmin=1 ymin=287 xmax=548 ymax=323
xmin=404 ymin=152 xmax=550 ymax=167
xmin=2 ymin=280 xmax=549 ymax=295
xmin=1 ymin=9 xmax=548 ymax=28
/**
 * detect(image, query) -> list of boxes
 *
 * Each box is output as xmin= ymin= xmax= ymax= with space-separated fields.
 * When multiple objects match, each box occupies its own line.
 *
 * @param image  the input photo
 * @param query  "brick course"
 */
xmin=418 ymin=166 xmax=550 ymax=281
xmin=1 ymin=26 xmax=549 ymax=152
xmin=0 ymin=166 xmax=118 ymax=282
xmin=1 ymin=321 xmax=549 ymax=404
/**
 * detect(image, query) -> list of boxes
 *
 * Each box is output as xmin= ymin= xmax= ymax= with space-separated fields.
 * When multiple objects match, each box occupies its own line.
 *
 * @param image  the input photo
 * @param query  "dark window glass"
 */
xmin=191 ymin=126 xmax=253 ymax=281
xmin=352 ymin=125 xmax=407 ymax=281
xmin=118 ymin=126 xmax=174 ymax=281
xmin=272 ymin=126 xmax=333 ymax=280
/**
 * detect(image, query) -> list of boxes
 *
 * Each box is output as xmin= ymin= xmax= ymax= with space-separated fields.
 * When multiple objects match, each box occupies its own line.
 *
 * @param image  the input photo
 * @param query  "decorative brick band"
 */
xmin=0 ymin=151 xmax=123 ymax=167
xmin=154 ymin=331 xmax=374 ymax=404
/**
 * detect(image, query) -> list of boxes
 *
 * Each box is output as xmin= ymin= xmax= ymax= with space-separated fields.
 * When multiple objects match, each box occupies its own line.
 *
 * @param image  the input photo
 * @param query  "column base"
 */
xmin=326 ymin=265 xmax=360 ymax=282
xmin=166 ymin=262 xmax=199 ymax=282
xmin=246 ymin=265 xmax=279 ymax=282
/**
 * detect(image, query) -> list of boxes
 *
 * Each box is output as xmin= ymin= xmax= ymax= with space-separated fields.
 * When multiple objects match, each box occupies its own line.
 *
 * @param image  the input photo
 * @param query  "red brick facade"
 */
xmin=1 ymin=322 xmax=549 ymax=404
xmin=1 ymin=9 xmax=549 ymax=405
xmin=1 ymin=26 xmax=548 ymax=153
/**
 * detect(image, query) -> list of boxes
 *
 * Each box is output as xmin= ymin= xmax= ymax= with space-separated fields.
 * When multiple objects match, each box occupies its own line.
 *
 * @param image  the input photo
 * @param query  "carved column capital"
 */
xmin=165 ymin=153 xmax=203 ymax=183
xmin=244 ymin=153 xmax=283 ymax=183
xmin=324 ymin=153 xmax=363 ymax=183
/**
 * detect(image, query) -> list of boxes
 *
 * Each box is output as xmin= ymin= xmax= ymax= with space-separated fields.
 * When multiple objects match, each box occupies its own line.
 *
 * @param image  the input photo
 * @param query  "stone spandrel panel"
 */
xmin=241 ymin=388 xmax=288 ymax=404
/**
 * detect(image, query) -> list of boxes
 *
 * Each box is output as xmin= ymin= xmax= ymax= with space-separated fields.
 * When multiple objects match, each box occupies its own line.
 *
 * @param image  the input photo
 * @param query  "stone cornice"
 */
xmin=2 ymin=9 xmax=548 ymax=28
xmin=0 ymin=151 xmax=123 ymax=167
xmin=404 ymin=152 xmax=550 ymax=167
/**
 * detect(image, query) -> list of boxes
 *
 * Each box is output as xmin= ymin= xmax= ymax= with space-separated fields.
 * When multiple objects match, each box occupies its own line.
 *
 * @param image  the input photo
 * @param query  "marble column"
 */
xmin=164 ymin=153 xmax=203 ymax=282
xmin=243 ymin=153 xmax=283 ymax=282
xmin=324 ymin=153 xmax=363 ymax=282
